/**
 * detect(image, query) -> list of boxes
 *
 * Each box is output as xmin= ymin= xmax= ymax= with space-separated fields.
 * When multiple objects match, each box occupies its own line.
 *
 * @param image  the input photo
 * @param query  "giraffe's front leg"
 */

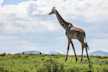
xmin=70 ymin=40 xmax=78 ymax=62
xmin=65 ymin=39 xmax=70 ymax=62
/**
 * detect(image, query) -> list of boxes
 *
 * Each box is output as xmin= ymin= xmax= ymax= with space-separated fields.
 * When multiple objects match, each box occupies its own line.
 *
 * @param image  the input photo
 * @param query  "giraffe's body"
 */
xmin=66 ymin=26 xmax=85 ymax=39
xmin=48 ymin=7 xmax=90 ymax=63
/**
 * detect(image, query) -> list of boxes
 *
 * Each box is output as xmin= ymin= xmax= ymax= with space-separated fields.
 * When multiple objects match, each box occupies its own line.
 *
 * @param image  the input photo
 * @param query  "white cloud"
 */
xmin=0 ymin=38 xmax=31 ymax=49
xmin=1 ymin=0 xmax=108 ymax=17
xmin=0 ymin=2 xmax=28 ymax=16
xmin=0 ymin=0 xmax=61 ymax=33
xmin=0 ymin=0 xmax=108 ymax=53
xmin=0 ymin=0 xmax=108 ymax=18
xmin=0 ymin=0 xmax=108 ymax=34
xmin=60 ymin=0 xmax=108 ymax=19
xmin=0 ymin=13 xmax=62 ymax=33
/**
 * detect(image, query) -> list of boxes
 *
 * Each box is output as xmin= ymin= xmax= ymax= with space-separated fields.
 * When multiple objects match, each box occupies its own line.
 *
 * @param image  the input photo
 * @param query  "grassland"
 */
xmin=0 ymin=54 xmax=108 ymax=72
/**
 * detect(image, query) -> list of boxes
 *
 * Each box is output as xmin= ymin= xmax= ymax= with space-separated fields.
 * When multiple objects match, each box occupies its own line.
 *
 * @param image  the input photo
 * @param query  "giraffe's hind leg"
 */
xmin=80 ymin=46 xmax=84 ymax=63
xmin=84 ymin=42 xmax=93 ymax=71
xmin=78 ymin=38 xmax=85 ymax=63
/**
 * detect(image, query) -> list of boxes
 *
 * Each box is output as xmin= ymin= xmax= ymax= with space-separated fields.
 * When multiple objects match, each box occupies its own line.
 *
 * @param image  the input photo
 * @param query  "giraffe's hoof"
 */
xmin=80 ymin=60 xmax=83 ymax=64
xmin=80 ymin=61 xmax=83 ymax=64
xmin=88 ymin=70 xmax=92 ymax=72
xmin=65 ymin=59 xmax=67 ymax=62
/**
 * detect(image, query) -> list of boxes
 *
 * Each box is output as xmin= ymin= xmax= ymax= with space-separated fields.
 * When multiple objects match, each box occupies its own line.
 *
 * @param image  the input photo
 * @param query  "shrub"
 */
xmin=102 ymin=66 xmax=108 ymax=72
xmin=0 ymin=67 xmax=9 ymax=72
xmin=65 ymin=66 xmax=81 ymax=72
xmin=0 ymin=53 xmax=6 ymax=56
xmin=37 ymin=59 xmax=64 ymax=72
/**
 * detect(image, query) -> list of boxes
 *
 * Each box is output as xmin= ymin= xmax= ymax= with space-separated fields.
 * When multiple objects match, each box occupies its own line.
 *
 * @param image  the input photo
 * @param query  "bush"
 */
xmin=0 ymin=53 xmax=6 ymax=56
xmin=102 ymin=66 xmax=108 ymax=72
xmin=37 ymin=59 xmax=64 ymax=72
xmin=0 ymin=67 xmax=9 ymax=72
xmin=65 ymin=67 xmax=79 ymax=72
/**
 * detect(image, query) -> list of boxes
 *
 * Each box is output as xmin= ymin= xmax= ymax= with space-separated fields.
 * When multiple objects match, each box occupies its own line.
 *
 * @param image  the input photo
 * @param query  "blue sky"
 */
xmin=2 ymin=0 xmax=24 ymax=5
xmin=0 ymin=0 xmax=108 ymax=54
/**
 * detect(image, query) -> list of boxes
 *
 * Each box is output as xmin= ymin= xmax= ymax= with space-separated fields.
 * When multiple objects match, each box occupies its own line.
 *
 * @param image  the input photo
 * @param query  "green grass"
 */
xmin=0 ymin=54 xmax=108 ymax=72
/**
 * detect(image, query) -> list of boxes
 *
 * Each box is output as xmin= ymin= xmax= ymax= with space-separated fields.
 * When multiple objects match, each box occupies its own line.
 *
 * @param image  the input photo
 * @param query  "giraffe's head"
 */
xmin=48 ymin=7 xmax=56 ymax=15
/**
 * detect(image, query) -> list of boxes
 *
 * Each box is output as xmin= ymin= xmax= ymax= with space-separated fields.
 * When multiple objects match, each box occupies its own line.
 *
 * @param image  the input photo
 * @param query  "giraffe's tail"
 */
xmin=84 ymin=42 xmax=89 ymax=50
xmin=83 ymin=32 xmax=89 ymax=50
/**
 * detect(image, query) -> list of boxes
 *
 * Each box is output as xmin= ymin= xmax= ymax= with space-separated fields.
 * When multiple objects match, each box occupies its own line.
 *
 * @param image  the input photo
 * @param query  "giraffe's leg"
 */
xmin=81 ymin=43 xmax=84 ymax=62
xmin=85 ymin=47 xmax=90 ymax=63
xmin=85 ymin=47 xmax=92 ymax=71
xmin=80 ymin=47 xmax=84 ymax=63
xmin=70 ymin=40 xmax=78 ymax=62
xmin=65 ymin=39 xmax=70 ymax=62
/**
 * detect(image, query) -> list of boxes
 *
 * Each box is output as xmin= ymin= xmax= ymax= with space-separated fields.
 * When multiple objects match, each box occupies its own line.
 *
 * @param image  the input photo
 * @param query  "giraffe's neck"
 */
xmin=55 ymin=10 xmax=73 ymax=29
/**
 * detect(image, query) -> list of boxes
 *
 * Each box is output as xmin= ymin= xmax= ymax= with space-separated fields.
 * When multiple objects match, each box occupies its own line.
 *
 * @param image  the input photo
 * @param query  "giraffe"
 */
xmin=48 ymin=7 xmax=90 ymax=64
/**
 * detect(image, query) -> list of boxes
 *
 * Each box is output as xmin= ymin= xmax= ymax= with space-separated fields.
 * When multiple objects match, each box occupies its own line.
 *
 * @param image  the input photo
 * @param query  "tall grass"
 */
xmin=0 ymin=55 xmax=107 ymax=72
